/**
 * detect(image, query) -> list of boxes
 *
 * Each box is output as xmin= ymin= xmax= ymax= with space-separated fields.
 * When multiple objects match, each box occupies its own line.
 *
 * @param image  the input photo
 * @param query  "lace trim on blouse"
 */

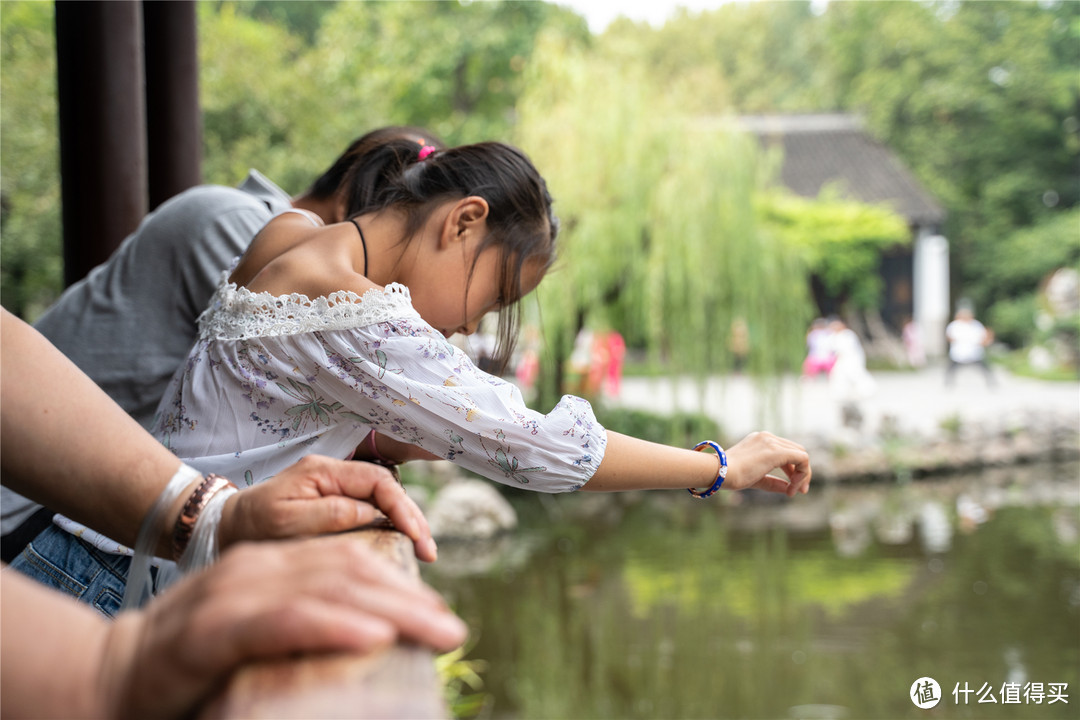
xmin=198 ymin=276 xmax=418 ymax=341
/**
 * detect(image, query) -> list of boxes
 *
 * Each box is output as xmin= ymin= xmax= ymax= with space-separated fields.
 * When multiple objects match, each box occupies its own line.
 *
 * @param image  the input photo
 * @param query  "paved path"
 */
xmin=611 ymin=364 xmax=1079 ymax=446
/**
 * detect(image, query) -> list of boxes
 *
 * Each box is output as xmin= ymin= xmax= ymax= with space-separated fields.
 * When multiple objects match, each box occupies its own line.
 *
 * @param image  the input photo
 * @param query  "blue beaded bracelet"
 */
xmin=688 ymin=440 xmax=728 ymax=498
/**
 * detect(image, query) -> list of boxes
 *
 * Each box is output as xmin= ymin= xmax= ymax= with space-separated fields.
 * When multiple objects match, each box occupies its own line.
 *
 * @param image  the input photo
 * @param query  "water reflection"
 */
xmin=425 ymin=463 xmax=1080 ymax=719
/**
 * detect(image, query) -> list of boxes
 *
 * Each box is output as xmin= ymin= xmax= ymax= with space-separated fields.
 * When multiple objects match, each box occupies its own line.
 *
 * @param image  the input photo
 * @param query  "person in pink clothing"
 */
xmin=602 ymin=330 xmax=626 ymax=396
xmin=802 ymin=318 xmax=835 ymax=379
xmin=902 ymin=316 xmax=926 ymax=369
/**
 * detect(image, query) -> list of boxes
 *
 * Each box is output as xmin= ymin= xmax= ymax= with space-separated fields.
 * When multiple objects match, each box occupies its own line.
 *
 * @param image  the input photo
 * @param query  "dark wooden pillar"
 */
xmin=144 ymin=1 xmax=202 ymax=210
xmin=55 ymin=0 xmax=202 ymax=286
xmin=55 ymin=0 xmax=147 ymax=286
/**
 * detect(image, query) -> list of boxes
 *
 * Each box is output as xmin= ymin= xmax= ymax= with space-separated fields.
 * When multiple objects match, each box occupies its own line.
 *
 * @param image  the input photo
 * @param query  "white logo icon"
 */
xmin=911 ymin=677 xmax=942 ymax=709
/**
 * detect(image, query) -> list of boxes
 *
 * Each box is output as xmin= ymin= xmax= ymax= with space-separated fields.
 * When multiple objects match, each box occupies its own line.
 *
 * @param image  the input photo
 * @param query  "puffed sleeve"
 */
xmin=314 ymin=317 xmax=607 ymax=493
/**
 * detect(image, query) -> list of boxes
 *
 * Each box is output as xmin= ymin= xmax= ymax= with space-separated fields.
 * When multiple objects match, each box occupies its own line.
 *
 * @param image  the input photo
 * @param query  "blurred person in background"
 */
xmin=802 ymin=317 xmax=835 ymax=380
xmin=945 ymin=306 xmax=996 ymax=388
xmin=902 ymin=315 xmax=926 ymax=369
xmin=828 ymin=317 xmax=876 ymax=430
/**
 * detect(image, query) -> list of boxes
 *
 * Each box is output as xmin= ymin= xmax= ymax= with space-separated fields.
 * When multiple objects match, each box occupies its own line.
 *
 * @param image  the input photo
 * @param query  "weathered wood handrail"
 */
xmin=197 ymin=521 xmax=447 ymax=719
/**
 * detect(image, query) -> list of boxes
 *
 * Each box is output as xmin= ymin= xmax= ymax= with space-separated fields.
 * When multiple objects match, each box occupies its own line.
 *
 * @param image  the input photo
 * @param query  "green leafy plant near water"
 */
xmin=436 ymin=646 xmax=490 ymax=719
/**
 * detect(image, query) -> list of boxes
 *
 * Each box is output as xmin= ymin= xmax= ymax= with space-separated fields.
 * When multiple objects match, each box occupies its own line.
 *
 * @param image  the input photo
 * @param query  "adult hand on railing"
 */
xmin=219 ymin=454 xmax=439 ymax=562
xmin=1 ymin=536 xmax=467 ymax=720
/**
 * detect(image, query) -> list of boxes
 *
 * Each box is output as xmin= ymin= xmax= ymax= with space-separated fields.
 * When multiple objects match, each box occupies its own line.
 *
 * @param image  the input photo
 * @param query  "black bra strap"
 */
xmin=349 ymin=217 xmax=369 ymax=276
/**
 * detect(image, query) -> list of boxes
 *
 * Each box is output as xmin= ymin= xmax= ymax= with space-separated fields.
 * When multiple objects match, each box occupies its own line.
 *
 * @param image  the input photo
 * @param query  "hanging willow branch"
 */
xmin=516 ymin=31 xmax=810 ymax=409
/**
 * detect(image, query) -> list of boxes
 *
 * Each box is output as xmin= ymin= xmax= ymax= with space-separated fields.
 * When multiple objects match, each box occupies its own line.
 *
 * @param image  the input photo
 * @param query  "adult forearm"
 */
xmin=1 ymin=568 xmax=113 ymax=717
xmin=0 ymin=309 xmax=189 ymax=550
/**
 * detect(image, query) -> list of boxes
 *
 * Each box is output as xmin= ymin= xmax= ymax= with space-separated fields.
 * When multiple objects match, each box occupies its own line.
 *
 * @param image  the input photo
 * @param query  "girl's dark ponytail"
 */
xmin=307 ymin=125 xmax=444 ymax=217
xmin=340 ymin=138 xmax=430 ymax=218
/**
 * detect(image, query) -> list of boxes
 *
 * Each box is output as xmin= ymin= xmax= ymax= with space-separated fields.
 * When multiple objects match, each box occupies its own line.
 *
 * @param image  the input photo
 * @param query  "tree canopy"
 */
xmin=1 ymin=0 xmax=1074 ymax=365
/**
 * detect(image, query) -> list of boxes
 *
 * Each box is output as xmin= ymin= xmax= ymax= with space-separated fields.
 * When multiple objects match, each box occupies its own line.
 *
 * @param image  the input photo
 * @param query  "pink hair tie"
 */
xmin=418 ymin=145 xmax=436 ymax=161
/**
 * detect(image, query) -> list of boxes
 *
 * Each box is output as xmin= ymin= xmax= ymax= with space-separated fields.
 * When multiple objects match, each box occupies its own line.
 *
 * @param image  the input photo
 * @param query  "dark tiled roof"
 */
xmin=738 ymin=114 xmax=946 ymax=225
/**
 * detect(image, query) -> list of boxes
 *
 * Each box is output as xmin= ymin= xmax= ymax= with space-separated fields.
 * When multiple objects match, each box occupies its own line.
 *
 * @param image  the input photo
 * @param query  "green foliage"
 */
xmin=980 ymin=208 xmax=1080 ymax=347
xmin=607 ymin=0 xmax=834 ymax=114
xmin=197 ymin=0 xmax=588 ymax=193
xmin=819 ymin=1 xmax=1080 ymax=324
xmin=758 ymin=189 xmax=911 ymax=310
xmin=987 ymin=295 xmax=1041 ymax=351
xmin=198 ymin=3 xmax=324 ymax=191
xmin=3 ymin=0 xmax=1073 ymax=360
xmin=979 ymin=209 xmax=1080 ymax=297
xmin=435 ymin=645 xmax=490 ymax=719
xmin=979 ymin=211 xmax=1080 ymax=361
xmin=235 ymin=1 xmax=338 ymax=46
xmin=313 ymin=0 xmax=588 ymax=147
xmin=0 ymin=1 xmax=61 ymax=320
xmin=597 ymin=1 xmax=1079 ymax=350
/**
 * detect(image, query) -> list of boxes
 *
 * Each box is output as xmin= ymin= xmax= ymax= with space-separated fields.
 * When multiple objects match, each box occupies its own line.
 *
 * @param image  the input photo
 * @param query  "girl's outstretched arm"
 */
xmin=581 ymin=430 xmax=811 ymax=496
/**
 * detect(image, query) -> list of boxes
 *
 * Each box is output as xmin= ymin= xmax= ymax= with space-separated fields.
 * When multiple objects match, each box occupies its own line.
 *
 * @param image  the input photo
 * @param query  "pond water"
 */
xmin=424 ymin=462 xmax=1080 ymax=720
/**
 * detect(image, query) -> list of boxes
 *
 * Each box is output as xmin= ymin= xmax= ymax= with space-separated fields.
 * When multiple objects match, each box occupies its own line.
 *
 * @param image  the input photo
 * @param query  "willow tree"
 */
xmin=514 ymin=31 xmax=811 ymax=410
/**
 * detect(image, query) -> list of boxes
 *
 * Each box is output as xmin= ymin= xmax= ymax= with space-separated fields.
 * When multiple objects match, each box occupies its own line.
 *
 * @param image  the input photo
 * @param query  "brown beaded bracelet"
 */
xmin=172 ymin=474 xmax=235 ymax=561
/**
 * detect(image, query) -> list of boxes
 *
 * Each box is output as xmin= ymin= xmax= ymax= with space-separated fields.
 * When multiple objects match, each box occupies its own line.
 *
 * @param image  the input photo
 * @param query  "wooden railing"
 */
xmin=197 ymin=520 xmax=447 ymax=719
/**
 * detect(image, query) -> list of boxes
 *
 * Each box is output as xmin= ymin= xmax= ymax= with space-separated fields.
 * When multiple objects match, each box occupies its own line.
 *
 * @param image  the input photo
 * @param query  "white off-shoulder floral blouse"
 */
xmin=145 ymin=269 xmax=607 ymax=495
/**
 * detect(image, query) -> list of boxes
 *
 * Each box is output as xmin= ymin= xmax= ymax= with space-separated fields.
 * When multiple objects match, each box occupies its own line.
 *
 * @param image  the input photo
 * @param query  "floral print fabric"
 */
xmin=150 ymin=274 xmax=606 ymax=493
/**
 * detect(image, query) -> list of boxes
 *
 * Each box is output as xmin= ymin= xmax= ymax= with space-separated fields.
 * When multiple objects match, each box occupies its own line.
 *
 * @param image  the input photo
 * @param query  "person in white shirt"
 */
xmin=945 ymin=307 xmax=996 ymax=387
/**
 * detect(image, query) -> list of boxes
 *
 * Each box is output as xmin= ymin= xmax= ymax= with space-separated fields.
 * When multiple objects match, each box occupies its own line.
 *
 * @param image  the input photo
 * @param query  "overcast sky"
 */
xmin=555 ymin=0 xmax=733 ymax=33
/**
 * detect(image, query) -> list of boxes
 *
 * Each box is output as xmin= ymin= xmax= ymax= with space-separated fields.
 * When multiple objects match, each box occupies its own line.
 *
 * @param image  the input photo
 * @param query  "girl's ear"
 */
xmin=442 ymin=196 xmax=490 ymax=247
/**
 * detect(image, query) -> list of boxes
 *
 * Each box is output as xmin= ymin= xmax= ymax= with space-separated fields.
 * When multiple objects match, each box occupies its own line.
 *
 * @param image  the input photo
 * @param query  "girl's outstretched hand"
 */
xmin=218 ymin=454 xmax=438 ymax=562
xmin=722 ymin=432 xmax=812 ymax=497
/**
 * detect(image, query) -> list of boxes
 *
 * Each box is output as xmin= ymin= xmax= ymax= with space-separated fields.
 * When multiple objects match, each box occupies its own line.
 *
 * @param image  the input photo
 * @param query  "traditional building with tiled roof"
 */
xmin=723 ymin=113 xmax=952 ymax=358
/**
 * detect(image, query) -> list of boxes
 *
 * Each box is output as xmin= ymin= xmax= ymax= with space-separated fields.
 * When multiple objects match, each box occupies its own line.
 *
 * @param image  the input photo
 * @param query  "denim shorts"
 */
xmin=8 ymin=523 xmax=139 ymax=619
